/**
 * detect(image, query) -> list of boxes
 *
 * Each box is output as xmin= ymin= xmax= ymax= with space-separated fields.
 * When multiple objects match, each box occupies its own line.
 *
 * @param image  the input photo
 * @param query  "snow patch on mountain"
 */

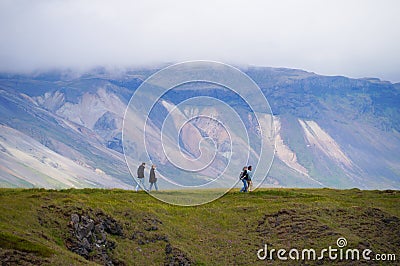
xmin=274 ymin=117 xmax=309 ymax=176
xmin=0 ymin=125 xmax=130 ymax=188
xmin=299 ymin=119 xmax=353 ymax=168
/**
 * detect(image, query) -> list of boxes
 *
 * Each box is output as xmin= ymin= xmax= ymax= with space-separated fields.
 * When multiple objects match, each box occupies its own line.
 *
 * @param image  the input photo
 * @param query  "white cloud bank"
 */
xmin=0 ymin=0 xmax=399 ymax=82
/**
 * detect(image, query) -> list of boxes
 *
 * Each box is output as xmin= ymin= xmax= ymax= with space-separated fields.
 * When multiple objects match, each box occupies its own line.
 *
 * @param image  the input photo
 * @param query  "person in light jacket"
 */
xmin=247 ymin=165 xmax=253 ymax=192
xmin=149 ymin=165 xmax=158 ymax=191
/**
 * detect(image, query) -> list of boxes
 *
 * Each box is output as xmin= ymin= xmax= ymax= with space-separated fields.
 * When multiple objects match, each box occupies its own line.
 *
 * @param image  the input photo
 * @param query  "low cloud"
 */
xmin=0 ymin=0 xmax=399 ymax=82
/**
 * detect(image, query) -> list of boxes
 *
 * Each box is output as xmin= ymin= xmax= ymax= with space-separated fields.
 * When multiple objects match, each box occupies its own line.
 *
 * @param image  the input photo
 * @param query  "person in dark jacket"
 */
xmin=135 ymin=162 xmax=146 ymax=192
xmin=149 ymin=165 xmax=158 ymax=191
xmin=239 ymin=166 xmax=248 ymax=192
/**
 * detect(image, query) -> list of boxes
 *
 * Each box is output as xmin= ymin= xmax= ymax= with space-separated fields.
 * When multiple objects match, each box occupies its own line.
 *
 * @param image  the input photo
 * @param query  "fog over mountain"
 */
xmin=0 ymin=66 xmax=399 ymax=189
xmin=0 ymin=1 xmax=399 ymax=82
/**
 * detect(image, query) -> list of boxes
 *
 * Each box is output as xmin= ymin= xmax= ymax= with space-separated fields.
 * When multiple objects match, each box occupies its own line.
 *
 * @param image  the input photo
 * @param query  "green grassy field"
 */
xmin=0 ymin=188 xmax=399 ymax=265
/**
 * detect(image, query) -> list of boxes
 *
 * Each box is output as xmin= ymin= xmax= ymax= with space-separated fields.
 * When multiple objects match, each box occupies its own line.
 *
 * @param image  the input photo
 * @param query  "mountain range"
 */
xmin=0 ymin=66 xmax=399 ymax=189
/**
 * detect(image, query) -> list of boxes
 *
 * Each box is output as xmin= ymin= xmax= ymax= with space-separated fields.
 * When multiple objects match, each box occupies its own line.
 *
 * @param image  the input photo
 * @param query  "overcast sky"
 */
xmin=0 ymin=0 xmax=399 ymax=82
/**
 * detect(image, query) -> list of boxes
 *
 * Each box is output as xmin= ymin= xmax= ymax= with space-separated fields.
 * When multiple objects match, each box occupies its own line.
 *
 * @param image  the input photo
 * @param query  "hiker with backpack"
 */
xmin=239 ymin=166 xmax=249 ymax=192
xmin=135 ymin=162 xmax=147 ymax=192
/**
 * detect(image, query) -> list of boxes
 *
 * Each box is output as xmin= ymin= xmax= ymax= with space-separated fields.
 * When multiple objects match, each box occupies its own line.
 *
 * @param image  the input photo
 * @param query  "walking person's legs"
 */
xmin=149 ymin=183 xmax=153 ymax=191
xmin=240 ymin=179 xmax=247 ymax=192
xmin=247 ymin=180 xmax=252 ymax=192
xmin=142 ymin=178 xmax=147 ymax=191
xmin=136 ymin=178 xmax=146 ymax=191
xmin=154 ymin=182 xmax=158 ymax=191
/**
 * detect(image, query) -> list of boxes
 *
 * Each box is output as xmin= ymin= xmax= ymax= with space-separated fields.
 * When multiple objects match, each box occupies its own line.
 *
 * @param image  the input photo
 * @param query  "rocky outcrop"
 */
xmin=66 ymin=212 xmax=124 ymax=266
xmin=64 ymin=209 xmax=194 ymax=266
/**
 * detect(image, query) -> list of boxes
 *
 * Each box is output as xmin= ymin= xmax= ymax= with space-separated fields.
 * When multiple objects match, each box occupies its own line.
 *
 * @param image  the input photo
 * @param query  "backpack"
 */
xmin=239 ymin=170 xmax=247 ymax=180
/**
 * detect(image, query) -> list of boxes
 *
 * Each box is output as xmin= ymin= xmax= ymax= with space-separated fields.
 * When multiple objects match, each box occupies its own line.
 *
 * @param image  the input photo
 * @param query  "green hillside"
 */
xmin=0 ymin=188 xmax=399 ymax=265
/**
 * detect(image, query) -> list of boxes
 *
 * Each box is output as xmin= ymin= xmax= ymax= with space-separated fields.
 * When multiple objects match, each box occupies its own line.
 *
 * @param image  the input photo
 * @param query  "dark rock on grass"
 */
xmin=164 ymin=243 xmax=193 ymax=266
xmin=131 ymin=230 xmax=146 ymax=240
xmin=137 ymin=239 xmax=145 ymax=245
xmin=130 ymin=215 xmax=167 ymax=245
xmin=103 ymin=216 xmax=124 ymax=236
xmin=111 ymin=258 xmax=127 ymax=266
xmin=66 ymin=212 xmax=124 ymax=265
xmin=70 ymin=213 xmax=79 ymax=225
xmin=145 ymin=225 xmax=158 ymax=231
xmin=76 ymin=216 xmax=94 ymax=240
xmin=94 ymin=223 xmax=107 ymax=244
xmin=144 ymin=217 xmax=163 ymax=225
xmin=131 ymin=230 xmax=169 ymax=245
xmin=155 ymin=234 xmax=169 ymax=242
xmin=165 ymin=243 xmax=173 ymax=255
xmin=143 ymin=217 xmax=162 ymax=232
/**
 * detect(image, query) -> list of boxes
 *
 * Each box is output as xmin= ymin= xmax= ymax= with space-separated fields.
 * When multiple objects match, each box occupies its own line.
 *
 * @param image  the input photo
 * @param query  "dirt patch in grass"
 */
xmin=0 ymin=248 xmax=50 ymax=266
xmin=255 ymin=206 xmax=400 ymax=265
xmin=256 ymin=208 xmax=339 ymax=246
xmin=0 ymin=232 xmax=54 ymax=258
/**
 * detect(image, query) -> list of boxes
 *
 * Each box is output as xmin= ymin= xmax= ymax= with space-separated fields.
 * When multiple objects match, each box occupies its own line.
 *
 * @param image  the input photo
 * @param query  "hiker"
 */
xmin=239 ymin=166 xmax=248 ymax=192
xmin=247 ymin=165 xmax=253 ymax=192
xmin=135 ymin=162 xmax=146 ymax=192
xmin=149 ymin=164 xmax=158 ymax=191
